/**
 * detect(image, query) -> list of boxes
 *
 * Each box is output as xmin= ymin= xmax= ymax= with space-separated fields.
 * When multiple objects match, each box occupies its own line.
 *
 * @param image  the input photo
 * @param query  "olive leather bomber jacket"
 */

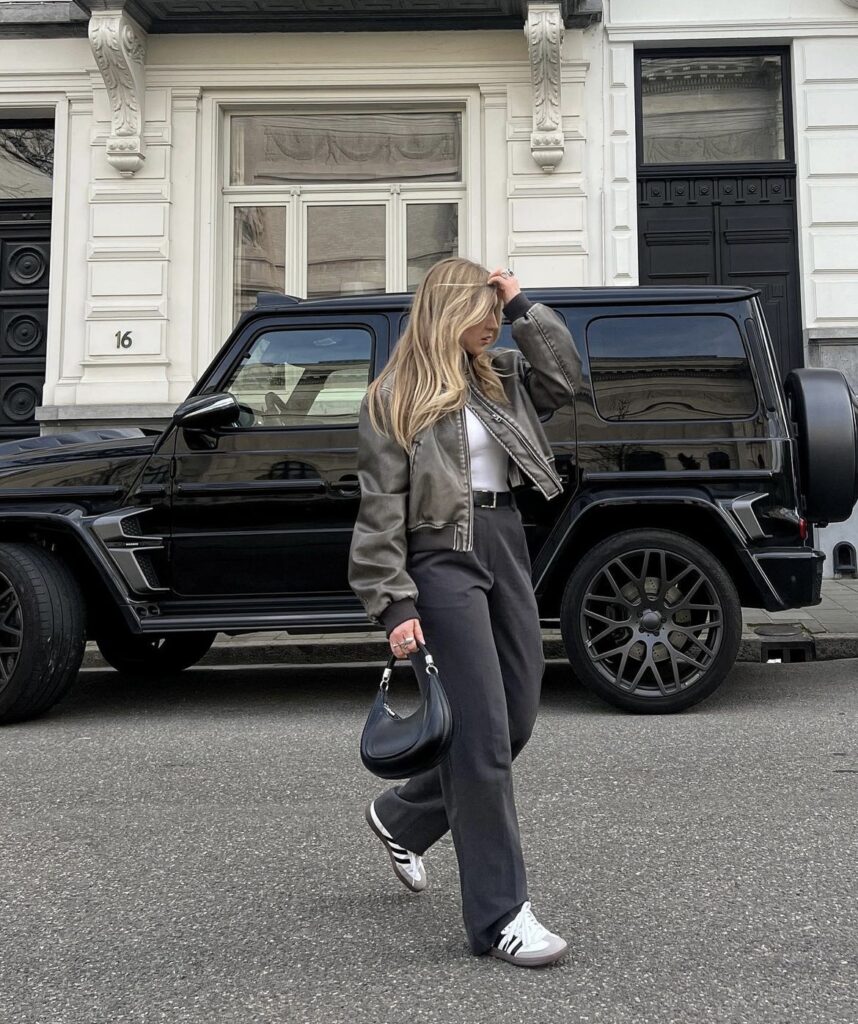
xmin=347 ymin=294 xmax=583 ymax=636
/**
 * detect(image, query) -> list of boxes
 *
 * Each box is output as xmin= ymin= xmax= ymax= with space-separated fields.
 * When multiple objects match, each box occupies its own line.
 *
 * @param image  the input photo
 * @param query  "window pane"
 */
xmin=231 ymin=112 xmax=461 ymax=185
xmin=406 ymin=203 xmax=458 ymax=289
xmin=226 ymin=326 xmax=372 ymax=428
xmin=641 ymin=55 xmax=785 ymax=164
xmin=306 ymin=205 xmax=385 ymax=300
xmin=233 ymin=206 xmax=287 ymax=322
xmin=0 ymin=127 xmax=53 ymax=200
xmin=586 ymin=315 xmax=758 ymax=421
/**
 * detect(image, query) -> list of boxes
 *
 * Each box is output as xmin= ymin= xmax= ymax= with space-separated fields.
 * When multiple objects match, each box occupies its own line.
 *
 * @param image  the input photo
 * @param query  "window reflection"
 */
xmin=231 ymin=112 xmax=462 ymax=185
xmin=226 ymin=327 xmax=372 ymax=428
xmin=233 ymin=206 xmax=287 ymax=320
xmin=641 ymin=55 xmax=785 ymax=164
xmin=406 ymin=204 xmax=459 ymax=288
xmin=587 ymin=315 xmax=758 ymax=421
xmin=0 ymin=127 xmax=53 ymax=200
xmin=307 ymin=206 xmax=386 ymax=300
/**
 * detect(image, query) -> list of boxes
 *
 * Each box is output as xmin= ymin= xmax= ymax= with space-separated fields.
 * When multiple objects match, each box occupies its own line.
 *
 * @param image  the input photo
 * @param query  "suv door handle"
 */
xmin=329 ymin=478 xmax=361 ymax=498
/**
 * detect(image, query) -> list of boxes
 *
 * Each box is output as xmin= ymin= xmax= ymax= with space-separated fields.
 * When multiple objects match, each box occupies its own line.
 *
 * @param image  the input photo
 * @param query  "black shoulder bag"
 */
xmin=360 ymin=642 xmax=453 ymax=780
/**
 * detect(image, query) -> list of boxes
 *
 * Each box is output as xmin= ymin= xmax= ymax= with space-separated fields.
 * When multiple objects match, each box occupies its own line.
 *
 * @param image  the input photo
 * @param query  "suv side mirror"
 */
xmin=172 ymin=393 xmax=240 ymax=430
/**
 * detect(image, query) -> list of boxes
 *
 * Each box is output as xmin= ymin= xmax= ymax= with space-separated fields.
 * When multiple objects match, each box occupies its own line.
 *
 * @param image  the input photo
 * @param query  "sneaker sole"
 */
xmin=489 ymin=941 xmax=568 ymax=968
xmin=364 ymin=802 xmax=426 ymax=894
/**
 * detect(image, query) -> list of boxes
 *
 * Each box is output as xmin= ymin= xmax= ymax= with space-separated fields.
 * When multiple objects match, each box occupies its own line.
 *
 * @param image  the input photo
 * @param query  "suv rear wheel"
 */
xmin=0 ymin=543 xmax=86 ymax=725
xmin=95 ymin=631 xmax=216 ymax=676
xmin=560 ymin=529 xmax=741 ymax=714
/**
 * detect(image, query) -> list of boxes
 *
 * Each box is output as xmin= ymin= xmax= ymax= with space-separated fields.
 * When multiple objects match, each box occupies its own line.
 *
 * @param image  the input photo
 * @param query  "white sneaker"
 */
xmin=364 ymin=800 xmax=427 ymax=893
xmin=490 ymin=901 xmax=568 ymax=967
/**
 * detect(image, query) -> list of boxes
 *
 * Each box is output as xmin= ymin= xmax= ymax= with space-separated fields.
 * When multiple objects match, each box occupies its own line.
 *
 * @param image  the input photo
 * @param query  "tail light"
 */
xmin=799 ymin=517 xmax=808 ymax=541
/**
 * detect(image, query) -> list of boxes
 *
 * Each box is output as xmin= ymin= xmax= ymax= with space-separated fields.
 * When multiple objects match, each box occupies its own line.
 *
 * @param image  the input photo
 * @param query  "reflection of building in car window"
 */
xmin=587 ymin=315 xmax=758 ymax=422
xmin=227 ymin=328 xmax=372 ymax=426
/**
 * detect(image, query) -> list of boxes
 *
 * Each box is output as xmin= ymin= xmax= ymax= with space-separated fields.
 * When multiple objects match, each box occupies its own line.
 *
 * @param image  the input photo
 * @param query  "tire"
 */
xmin=785 ymin=368 xmax=858 ymax=524
xmin=95 ymin=631 xmax=216 ymax=676
xmin=560 ymin=529 xmax=742 ymax=714
xmin=0 ymin=543 xmax=86 ymax=725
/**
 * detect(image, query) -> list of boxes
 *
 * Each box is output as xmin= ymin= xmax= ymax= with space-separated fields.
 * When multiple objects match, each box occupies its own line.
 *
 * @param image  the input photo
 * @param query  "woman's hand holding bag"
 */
xmin=388 ymin=617 xmax=424 ymax=657
xmin=360 ymin=641 xmax=453 ymax=780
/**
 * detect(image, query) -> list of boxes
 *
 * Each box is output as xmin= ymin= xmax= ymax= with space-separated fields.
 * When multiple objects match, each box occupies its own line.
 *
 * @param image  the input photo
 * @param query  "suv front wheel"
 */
xmin=95 ymin=632 xmax=217 ymax=676
xmin=560 ymin=529 xmax=741 ymax=714
xmin=0 ymin=543 xmax=86 ymax=725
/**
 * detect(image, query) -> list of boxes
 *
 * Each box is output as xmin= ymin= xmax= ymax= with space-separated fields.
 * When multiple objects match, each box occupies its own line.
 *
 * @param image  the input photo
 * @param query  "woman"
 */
xmin=348 ymin=257 xmax=581 ymax=968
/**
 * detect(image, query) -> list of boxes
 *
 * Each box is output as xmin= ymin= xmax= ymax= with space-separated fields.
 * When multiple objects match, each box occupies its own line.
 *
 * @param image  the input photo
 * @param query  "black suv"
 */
xmin=0 ymin=286 xmax=855 ymax=723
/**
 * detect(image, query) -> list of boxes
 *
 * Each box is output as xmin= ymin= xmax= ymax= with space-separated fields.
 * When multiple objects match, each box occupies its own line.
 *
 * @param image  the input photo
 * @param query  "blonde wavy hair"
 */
xmin=366 ymin=257 xmax=510 ymax=450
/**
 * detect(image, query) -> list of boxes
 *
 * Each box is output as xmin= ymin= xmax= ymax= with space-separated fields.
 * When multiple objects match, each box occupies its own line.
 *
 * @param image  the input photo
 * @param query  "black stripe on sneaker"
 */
xmin=391 ymin=853 xmax=410 ymax=865
xmin=388 ymin=842 xmax=407 ymax=854
xmin=508 ymin=937 xmax=523 ymax=956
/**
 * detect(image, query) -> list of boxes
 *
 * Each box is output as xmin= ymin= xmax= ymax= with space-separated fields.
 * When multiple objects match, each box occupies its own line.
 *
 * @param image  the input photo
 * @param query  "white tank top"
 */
xmin=465 ymin=406 xmax=509 ymax=492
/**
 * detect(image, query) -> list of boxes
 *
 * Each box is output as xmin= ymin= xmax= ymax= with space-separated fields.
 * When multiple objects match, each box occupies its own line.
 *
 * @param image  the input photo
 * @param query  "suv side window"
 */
xmin=586 ymin=314 xmax=758 ymax=422
xmin=225 ymin=325 xmax=373 ymax=427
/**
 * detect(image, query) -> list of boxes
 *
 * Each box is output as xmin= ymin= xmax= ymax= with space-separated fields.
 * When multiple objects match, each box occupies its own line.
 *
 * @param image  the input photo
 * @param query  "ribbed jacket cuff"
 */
xmin=503 ymin=293 xmax=533 ymax=322
xmin=380 ymin=598 xmax=420 ymax=637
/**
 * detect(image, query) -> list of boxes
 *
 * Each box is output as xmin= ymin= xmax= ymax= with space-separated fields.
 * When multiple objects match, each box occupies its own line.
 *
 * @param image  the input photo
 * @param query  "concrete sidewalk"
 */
xmin=82 ymin=579 xmax=858 ymax=670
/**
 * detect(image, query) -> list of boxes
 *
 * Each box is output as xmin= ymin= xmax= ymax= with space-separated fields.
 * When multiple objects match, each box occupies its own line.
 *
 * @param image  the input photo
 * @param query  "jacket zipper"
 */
xmin=468 ymin=389 xmax=559 ymax=497
xmin=469 ymin=388 xmax=554 ymax=470
xmin=460 ymin=406 xmax=474 ymax=550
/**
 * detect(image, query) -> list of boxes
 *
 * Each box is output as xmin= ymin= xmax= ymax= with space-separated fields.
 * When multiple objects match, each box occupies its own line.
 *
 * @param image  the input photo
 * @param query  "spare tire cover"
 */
xmin=785 ymin=368 xmax=858 ymax=523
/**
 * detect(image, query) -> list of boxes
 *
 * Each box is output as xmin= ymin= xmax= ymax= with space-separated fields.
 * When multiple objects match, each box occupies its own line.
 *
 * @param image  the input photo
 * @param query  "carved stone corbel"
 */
xmin=524 ymin=2 xmax=565 ymax=172
xmin=88 ymin=10 xmax=148 ymax=176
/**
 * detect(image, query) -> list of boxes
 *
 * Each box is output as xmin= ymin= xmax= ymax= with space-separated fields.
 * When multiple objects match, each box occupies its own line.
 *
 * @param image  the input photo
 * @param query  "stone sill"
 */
xmin=36 ymin=404 xmax=176 ymax=434
xmin=37 ymin=404 xmax=177 ymax=421
xmin=805 ymin=328 xmax=858 ymax=343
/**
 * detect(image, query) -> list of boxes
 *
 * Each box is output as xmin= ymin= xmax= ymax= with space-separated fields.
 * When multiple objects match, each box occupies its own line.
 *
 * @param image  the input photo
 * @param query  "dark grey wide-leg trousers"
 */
xmin=373 ymin=503 xmax=546 ymax=955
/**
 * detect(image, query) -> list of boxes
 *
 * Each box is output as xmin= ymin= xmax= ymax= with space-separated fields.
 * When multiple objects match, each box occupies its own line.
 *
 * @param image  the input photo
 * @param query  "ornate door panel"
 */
xmin=0 ymin=200 xmax=50 ymax=439
xmin=719 ymin=202 xmax=802 ymax=377
xmin=638 ymin=173 xmax=802 ymax=380
xmin=1 ymin=122 xmax=53 ymax=441
xmin=638 ymin=203 xmax=717 ymax=287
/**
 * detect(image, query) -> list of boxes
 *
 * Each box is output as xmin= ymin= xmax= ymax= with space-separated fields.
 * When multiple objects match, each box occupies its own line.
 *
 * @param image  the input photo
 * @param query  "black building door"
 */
xmin=636 ymin=49 xmax=802 ymax=379
xmin=638 ymin=177 xmax=802 ymax=377
xmin=0 ymin=123 xmax=54 ymax=440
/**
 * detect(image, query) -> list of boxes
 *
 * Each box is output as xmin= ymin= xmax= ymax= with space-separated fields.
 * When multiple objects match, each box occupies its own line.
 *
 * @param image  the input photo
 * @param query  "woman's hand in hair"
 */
xmin=389 ymin=618 xmax=425 ymax=657
xmin=488 ymin=266 xmax=522 ymax=305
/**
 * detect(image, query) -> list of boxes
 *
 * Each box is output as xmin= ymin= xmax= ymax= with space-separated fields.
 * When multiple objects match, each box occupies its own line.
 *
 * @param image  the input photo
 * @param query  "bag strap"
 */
xmin=380 ymin=641 xmax=438 ymax=693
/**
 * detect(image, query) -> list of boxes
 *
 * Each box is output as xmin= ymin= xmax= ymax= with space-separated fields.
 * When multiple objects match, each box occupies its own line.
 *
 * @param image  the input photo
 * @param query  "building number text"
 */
xmin=115 ymin=330 xmax=133 ymax=349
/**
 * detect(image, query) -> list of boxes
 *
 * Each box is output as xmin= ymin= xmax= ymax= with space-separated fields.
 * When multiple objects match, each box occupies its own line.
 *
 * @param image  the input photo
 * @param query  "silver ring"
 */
xmin=505 ymin=267 xmax=514 ymax=276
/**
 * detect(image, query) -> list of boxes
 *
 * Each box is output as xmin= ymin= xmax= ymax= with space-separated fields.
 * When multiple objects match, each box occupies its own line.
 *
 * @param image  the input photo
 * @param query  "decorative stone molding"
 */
xmin=88 ymin=10 xmax=147 ymax=176
xmin=524 ymin=2 xmax=565 ymax=172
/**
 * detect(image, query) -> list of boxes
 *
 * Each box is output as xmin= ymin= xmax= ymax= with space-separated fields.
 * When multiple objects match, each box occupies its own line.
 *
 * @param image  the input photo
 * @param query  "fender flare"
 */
xmin=534 ymin=488 xmax=783 ymax=609
xmin=0 ymin=510 xmax=143 ymax=630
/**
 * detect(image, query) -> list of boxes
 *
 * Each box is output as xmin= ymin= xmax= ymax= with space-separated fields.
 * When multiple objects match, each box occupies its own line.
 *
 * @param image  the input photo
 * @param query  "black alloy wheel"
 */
xmin=0 ymin=570 xmax=23 ymax=692
xmin=0 ymin=543 xmax=86 ymax=725
xmin=561 ymin=529 xmax=741 ymax=713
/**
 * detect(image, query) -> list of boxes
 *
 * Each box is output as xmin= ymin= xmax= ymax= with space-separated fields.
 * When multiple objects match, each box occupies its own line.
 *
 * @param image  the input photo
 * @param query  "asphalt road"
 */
xmin=1 ymin=658 xmax=857 ymax=1024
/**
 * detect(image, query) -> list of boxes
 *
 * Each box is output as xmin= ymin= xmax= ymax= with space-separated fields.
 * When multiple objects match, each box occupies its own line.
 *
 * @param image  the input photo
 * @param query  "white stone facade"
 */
xmin=1 ymin=0 xmax=857 ymax=570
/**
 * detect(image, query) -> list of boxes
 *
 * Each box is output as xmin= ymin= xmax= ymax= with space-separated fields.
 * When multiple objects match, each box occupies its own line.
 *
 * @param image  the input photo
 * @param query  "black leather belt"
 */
xmin=473 ymin=490 xmax=513 ymax=508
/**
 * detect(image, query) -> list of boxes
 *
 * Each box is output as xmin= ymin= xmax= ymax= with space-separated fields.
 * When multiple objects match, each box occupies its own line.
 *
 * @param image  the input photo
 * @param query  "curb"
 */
xmin=82 ymin=632 xmax=858 ymax=670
